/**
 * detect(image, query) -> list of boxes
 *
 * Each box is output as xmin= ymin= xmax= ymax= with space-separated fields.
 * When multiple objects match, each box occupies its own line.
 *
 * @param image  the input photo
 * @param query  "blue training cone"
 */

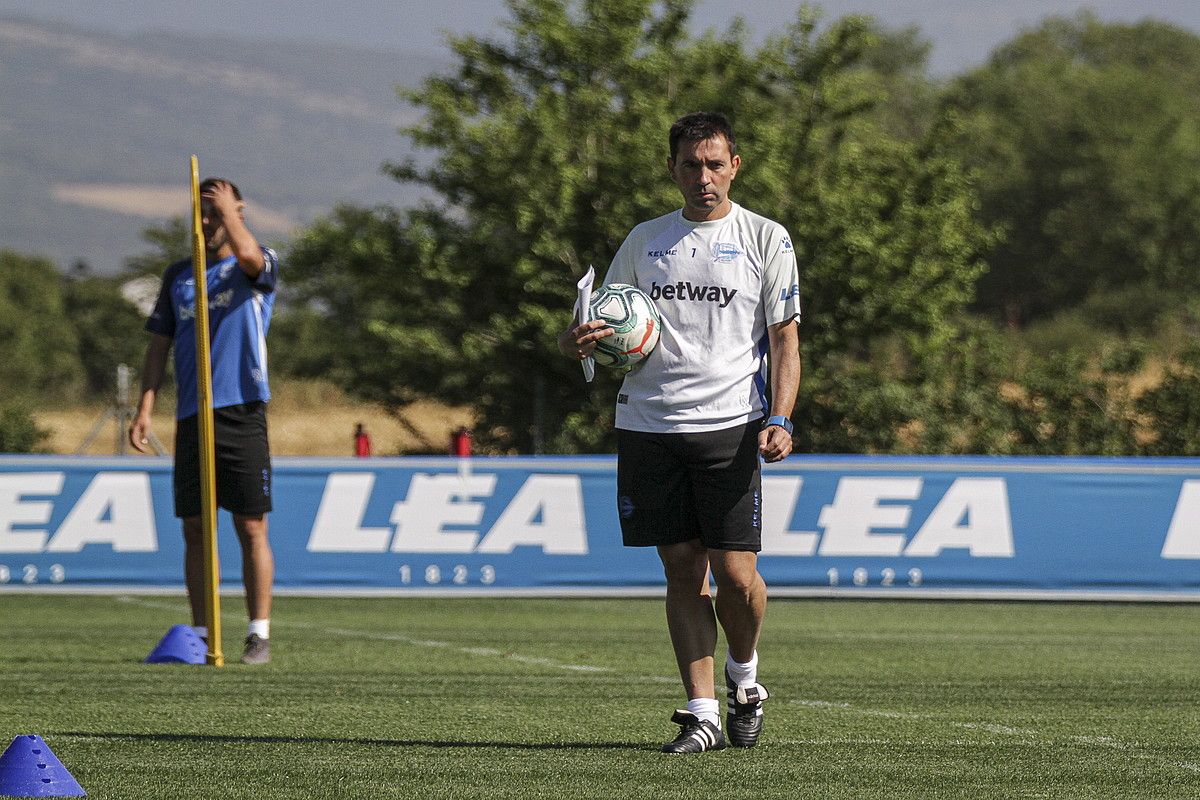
xmin=0 ymin=735 xmax=86 ymax=797
xmin=144 ymin=624 xmax=206 ymax=665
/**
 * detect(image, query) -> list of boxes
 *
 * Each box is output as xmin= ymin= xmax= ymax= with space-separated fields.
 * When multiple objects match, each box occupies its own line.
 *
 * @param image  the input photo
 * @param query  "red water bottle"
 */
xmin=354 ymin=423 xmax=372 ymax=457
xmin=451 ymin=427 xmax=472 ymax=456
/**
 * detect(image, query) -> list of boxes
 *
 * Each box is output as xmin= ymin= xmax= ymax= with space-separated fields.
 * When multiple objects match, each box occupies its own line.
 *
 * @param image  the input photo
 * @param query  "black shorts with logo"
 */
xmin=616 ymin=422 xmax=762 ymax=552
xmin=174 ymin=401 xmax=272 ymax=519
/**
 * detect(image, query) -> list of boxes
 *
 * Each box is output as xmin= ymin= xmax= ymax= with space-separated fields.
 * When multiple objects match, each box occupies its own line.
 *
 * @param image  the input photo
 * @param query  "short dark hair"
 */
xmin=199 ymin=177 xmax=242 ymax=200
xmin=668 ymin=112 xmax=737 ymax=160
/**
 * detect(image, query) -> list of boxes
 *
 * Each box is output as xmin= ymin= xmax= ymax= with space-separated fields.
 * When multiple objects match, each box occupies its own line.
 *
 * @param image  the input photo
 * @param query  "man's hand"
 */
xmin=758 ymin=424 xmax=793 ymax=463
xmin=129 ymin=414 xmax=153 ymax=454
xmin=558 ymin=318 xmax=613 ymax=360
xmin=201 ymin=180 xmax=244 ymax=222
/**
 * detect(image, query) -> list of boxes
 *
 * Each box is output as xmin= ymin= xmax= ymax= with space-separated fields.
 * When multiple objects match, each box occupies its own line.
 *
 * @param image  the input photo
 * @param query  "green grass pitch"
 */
xmin=0 ymin=595 xmax=1197 ymax=799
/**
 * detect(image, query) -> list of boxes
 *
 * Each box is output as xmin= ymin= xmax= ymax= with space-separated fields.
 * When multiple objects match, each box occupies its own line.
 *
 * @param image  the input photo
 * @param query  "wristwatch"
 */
xmin=764 ymin=415 xmax=794 ymax=435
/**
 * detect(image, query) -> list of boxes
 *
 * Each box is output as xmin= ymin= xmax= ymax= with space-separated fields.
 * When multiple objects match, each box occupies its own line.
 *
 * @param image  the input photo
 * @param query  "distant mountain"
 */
xmin=0 ymin=16 xmax=449 ymax=273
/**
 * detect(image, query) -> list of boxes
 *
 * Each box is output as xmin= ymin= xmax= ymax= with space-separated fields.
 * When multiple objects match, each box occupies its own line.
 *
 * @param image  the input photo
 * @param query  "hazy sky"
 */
xmin=2 ymin=0 xmax=1200 ymax=75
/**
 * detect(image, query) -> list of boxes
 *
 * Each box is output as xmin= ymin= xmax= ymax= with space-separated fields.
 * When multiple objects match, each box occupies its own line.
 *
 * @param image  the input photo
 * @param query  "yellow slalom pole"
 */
xmin=190 ymin=156 xmax=224 ymax=667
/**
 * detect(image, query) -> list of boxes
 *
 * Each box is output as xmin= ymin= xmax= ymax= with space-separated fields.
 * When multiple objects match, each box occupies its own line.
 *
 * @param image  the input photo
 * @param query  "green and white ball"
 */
xmin=588 ymin=283 xmax=662 ymax=368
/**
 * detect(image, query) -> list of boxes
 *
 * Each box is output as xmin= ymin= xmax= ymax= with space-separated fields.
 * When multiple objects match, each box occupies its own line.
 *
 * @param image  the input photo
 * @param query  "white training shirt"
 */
xmin=604 ymin=202 xmax=801 ymax=433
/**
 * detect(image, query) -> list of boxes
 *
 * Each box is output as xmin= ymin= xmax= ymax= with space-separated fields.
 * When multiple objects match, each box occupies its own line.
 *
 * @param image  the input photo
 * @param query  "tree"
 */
xmin=1137 ymin=345 xmax=1200 ymax=455
xmin=610 ymin=8 xmax=986 ymax=364
xmin=0 ymin=402 xmax=51 ymax=453
xmin=942 ymin=13 xmax=1200 ymax=324
xmin=0 ymin=251 xmax=84 ymax=402
xmin=286 ymin=0 xmax=989 ymax=453
xmin=282 ymin=205 xmax=475 ymax=403
xmin=62 ymin=275 xmax=148 ymax=396
xmin=1000 ymin=343 xmax=1142 ymax=455
xmin=801 ymin=320 xmax=1019 ymax=455
xmin=0 ymin=404 xmax=51 ymax=453
xmin=290 ymin=0 xmax=698 ymax=452
xmin=658 ymin=9 xmax=991 ymax=454
xmin=123 ymin=217 xmax=191 ymax=279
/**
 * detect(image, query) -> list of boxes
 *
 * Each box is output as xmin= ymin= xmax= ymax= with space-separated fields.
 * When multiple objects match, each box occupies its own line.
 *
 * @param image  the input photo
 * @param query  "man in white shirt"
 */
xmin=559 ymin=112 xmax=801 ymax=753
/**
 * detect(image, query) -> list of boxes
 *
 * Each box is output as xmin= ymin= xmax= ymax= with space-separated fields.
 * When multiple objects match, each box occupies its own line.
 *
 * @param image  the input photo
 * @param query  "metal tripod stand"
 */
xmin=76 ymin=363 xmax=166 ymax=455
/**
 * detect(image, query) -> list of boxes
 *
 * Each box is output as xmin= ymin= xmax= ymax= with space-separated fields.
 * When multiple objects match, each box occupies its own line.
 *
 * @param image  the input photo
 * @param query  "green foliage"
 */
xmin=800 ymin=317 xmax=1157 ymax=457
xmin=0 ymin=404 xmax=51 ymax=453
xmin=61 ymin=275 xmax=148 ymax=396
xmin=282 ymin=204 xmax=476 ymax=405
xmin=122 ymin=217 xmax=191 ymax=278
xmin=286 ymin=0 xmax=698 ymax=452
xmin=1138 ymin=345 xmax=1200 ymax=455
xmin=0 ymin=250 xmax=84 ymax=402
xmin=1001 ymin=343 xmax=1143 ymax=456
xmin=1078 ymin=286 xmax=1178 ymax=337
xmin=381 ymin=0 xmax=697 ymax=452
xmin=943 ymin=12 xmax=1200 ymax=324
xmin=681 ymin=10 xmax=991 ymax=360
xmin=803 ymin=322 xmax=1014 ymax=454
xmin=901 ymin=322 xmax=1022 ymax=454
xmin=10 ymin=8 xmax=1200 ymax=460
xmin=288 ymin=0 xmax=988 ymax=453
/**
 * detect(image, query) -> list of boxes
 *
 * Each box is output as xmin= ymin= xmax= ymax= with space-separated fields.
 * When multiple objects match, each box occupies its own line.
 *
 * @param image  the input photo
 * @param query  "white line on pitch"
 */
xmin=117 ymin=595 xmax=621 ymax=675
xmin=124 ymin=594 xmax=1200 ymax=777
xmin=791 ymin=698 xmax=1200 ymax=774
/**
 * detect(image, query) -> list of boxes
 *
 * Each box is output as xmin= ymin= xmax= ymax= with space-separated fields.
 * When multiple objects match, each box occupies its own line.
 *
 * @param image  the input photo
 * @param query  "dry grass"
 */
xmin=34 ymin=379 xmax=474 ymax=457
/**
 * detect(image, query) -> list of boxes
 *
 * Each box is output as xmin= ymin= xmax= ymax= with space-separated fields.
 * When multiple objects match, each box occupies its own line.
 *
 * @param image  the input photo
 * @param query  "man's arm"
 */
xmin=759 ymin=318 xmax=801 ymax=463
xmin=128 ymin=333 xmax=172 ymax=453
xmin=204 ymin=180 xmax=265 ymax=277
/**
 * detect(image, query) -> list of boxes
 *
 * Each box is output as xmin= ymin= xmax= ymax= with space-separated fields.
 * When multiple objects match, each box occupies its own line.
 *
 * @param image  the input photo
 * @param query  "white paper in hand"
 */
xmin=574 ymin=266 xmax=596 ymax=382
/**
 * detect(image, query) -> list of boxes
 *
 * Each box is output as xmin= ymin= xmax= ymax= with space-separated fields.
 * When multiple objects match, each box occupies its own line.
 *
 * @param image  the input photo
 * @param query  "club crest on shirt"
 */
xmin=713 ymin=242 xmax=742 ymax=263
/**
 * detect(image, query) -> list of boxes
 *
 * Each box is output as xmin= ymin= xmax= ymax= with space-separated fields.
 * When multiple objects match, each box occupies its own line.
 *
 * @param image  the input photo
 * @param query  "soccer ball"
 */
xmin=588 ymin=283 xmax=662 ymax=368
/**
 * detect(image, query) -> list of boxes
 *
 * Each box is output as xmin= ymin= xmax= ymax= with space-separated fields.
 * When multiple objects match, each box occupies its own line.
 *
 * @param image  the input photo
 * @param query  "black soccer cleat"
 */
xmin=661 ymin=710 xmax=726 ymax=754
xmin=240 ymin=633 xmax=270 ymax=665
xmin=725 ymin=668 xmax=769 ymax=748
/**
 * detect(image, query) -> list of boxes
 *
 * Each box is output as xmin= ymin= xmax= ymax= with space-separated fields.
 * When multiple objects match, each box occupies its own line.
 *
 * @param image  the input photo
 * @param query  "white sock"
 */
xmin=248 ymin=619 xmax=270 ymax=639
xmin=192 ymin=625 xmax=208 ymax=639
xmin=726 ymin=650 xmax=759 ymax=688
xmin=686 ymin=697 xmax=721 ymax=727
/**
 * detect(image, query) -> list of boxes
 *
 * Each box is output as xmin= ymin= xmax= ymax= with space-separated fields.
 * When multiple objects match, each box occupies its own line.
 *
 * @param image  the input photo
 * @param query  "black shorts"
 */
xmin=616 ymin=422 xmax=762 ymax=552
xmin=174 ymin=402 xmax=272 ymax=519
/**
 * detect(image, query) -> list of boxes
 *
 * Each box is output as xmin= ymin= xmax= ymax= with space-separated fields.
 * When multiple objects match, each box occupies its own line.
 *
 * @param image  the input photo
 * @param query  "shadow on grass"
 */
xmin=54 ymin=731 xmax=651 ymax=752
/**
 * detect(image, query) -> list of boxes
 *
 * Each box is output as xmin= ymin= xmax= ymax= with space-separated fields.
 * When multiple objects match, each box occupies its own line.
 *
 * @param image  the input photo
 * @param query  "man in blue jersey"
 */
xmin=130 ymin=178 xmax=277 ymax=665
xmin=560 ymin=112 xmax=801 ymax=753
